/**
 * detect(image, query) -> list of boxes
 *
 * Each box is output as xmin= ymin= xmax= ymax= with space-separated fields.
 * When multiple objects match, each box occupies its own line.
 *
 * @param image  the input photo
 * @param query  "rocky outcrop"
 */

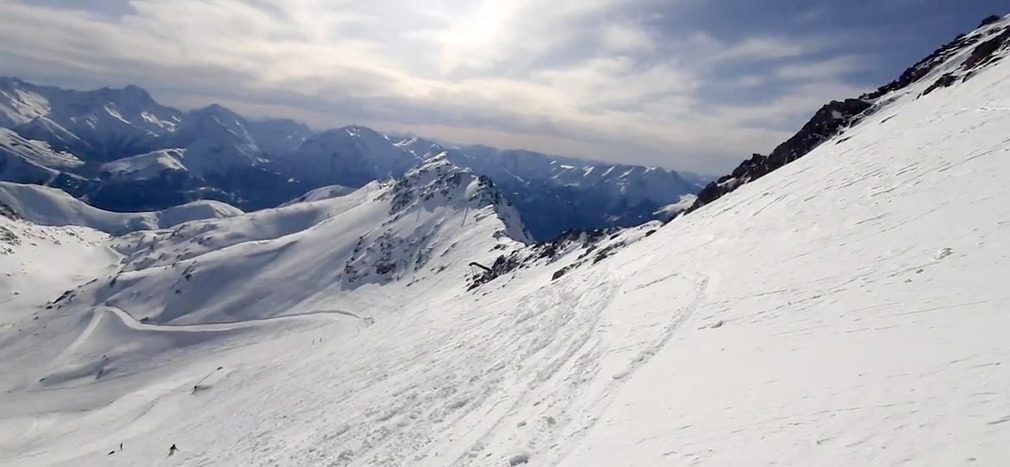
xmin=692 ymin=99 xmax=870 ymax=209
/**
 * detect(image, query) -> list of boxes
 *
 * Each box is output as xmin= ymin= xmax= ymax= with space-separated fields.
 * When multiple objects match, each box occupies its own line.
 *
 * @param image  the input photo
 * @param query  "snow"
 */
xmin=0 ymin=128 xmax=83 ymax=171
xmin=279 ymin=184 xmax=357 ymax=206
xmin=99 ymin=149 xmax=187 ymax=181
xmin=140 ymin=111 xmax=178 ymax=132
xmin=653 ymin=193 xmax=697 ymax=221
xmin=0 ymin=128 xmax=84 ymax=186
xmin=0 ymin=215 xmax=117 ymax=328
xmin=0 ymin=86 xmax=51 ymax=126
xmin=2 ymin=16 xmax=1010 ymax=466
xmin=0 ymin=182 xmax=242 ymax=235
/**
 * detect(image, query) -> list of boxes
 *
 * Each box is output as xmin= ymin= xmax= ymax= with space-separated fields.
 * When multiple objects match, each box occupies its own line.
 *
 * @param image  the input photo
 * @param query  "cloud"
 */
xmin=601 ymin=23 xmax=657 ymax=53
xmin=0 ymin=0 xmax=892 ymax=173
xmin=775 ymin=55 xmax=872 ymax=81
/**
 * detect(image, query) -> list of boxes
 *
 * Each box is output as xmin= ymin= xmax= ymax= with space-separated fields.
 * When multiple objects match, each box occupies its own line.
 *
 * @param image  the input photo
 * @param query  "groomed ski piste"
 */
xmin=2 ymin=15 xmax=1010 ymax=467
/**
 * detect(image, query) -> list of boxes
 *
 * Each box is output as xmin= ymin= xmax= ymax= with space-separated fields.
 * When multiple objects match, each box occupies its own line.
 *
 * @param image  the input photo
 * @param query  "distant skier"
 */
xmin=168 ymin=444 xmax=178 ymax=457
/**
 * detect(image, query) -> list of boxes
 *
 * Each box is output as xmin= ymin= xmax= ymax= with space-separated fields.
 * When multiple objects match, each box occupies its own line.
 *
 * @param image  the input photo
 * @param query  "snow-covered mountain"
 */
xmin=0 ymin=78 xmax=699 ymax=239
xmin=0 ymin=77 xmax=182 ymax=161
xmin=2 ymin=13 xmax=1010 ymax=466
xmin=246 ymin=118 xmax=314 ymax=158
xmin=280 ymin=125 xmax=423 ymax=188
xmin=165 ymin=104 xmax=266 ymax=178
xmin=0 ymin=181 xmax=243 ymax=235
xmin=0 ymin=81 xmax=311 ymax=210
xmin=395 ymin=138 xmax=695 ymax=240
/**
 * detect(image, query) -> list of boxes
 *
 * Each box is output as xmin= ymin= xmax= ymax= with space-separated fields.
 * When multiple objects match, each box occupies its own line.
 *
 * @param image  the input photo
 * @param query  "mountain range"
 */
xmin=0 ymin=78 xmax=701 ymax=241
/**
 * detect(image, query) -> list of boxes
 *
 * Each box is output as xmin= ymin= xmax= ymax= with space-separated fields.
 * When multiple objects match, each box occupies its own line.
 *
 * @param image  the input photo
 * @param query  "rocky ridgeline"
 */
xmin=467 ymin=223 xmax=660 ymax=290
xmin=689 ymin=14 xmax=1010 ymax=214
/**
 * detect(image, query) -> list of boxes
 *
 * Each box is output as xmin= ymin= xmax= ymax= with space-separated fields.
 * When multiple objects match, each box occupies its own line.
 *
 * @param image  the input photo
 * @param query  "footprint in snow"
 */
xmin=935 ymin=247 xmax=954 ymax=261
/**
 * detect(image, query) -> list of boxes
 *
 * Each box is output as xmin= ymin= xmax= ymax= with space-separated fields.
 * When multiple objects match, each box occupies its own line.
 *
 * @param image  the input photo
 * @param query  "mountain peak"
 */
xmin=389 ymin=155 xmax=531 ymax=243
xmin=191 ymin=103 xmax=244 ymax=121
xmin=121 ymin=84 xmax=153 ymax=101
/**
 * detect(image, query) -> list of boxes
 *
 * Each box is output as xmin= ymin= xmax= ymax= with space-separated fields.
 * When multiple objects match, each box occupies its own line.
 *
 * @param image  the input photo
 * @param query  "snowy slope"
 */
xmin=0 ymin=213 xmax=118 ymax=326
xmin=1 ymin=16 xmax=1010 ymax=467
xmin=279 ymin=184 xmax=359 ymax=206
xmin=653 ymin=193 xmax=697 ymax=222
xmin=0 ymin=182 xmax=242 ymax=235
xmin=55 ymin=155 xmax=529 ymax=326
xmin=99 ymin=149 xmax=187 ymax=181
xmin=0 ymin=128 xmax=84 ymax=184
xmin=0 ymin=156 xmax=531 ymax=467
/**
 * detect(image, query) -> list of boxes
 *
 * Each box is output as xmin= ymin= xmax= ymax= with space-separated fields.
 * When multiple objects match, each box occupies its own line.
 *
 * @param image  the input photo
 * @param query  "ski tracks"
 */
xmin=548 ymin=269 xmax=714 ymax=464
xmin=444 ymin=266 xmax=715 ymax=466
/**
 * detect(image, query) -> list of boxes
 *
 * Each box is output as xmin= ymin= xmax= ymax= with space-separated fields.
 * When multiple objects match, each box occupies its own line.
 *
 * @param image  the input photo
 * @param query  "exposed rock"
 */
xmin=980 ymin=15 xmax=1003 ymax=28
xmin=962 ymin=25 xmax=1010 ymax=71
xmin=0 ymin=200 xmax=19 ymax=220
xmin=692 ymin=99 xmax=870 ymax=210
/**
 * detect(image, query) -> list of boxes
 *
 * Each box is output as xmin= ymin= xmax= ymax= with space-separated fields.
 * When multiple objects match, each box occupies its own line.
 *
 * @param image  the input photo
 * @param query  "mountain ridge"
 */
xmin=0 ymin=78 xmax=698 ymax=240
xmin=688 ymin=13 xmax=1010 ymax=214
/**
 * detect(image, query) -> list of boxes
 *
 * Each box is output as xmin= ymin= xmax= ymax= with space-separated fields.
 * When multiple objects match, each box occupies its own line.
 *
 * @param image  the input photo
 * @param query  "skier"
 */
xmin=168 ymin=444 xmax=178 ymax=457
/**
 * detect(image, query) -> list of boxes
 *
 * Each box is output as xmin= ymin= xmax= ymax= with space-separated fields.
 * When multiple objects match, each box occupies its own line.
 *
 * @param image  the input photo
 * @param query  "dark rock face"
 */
xmin=466 ymin=227 xmax=621 ymax=290
xmin=692 ymin=99 xmax=870 ymax=210
xmin=962 ymin=25 xmax=1010 ymax=71
xmin=980 ymin=15 xmax=1003 ymax=28
xmin=688 ymin=15 xmax=1006 ymax=214
xmin=922 ymin=73 xmax=958 ymax=96
xmin=859 ymin=31 xmax=982 ymax=102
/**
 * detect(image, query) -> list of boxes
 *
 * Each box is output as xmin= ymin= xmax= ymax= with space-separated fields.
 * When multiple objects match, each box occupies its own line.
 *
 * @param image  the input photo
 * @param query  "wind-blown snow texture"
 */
xmin=2 ymin=15 xmax=1010 ymax=467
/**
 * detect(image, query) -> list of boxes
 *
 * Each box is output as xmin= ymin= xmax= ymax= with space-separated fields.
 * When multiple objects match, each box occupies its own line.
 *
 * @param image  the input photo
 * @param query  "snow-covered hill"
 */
xmin=396 ymin=139 xmax=695 ymax=240
xmin=2 ymin=15 xmax=1010 ymax=467
xmin=0 ymin=182 xmax=242 ymax=235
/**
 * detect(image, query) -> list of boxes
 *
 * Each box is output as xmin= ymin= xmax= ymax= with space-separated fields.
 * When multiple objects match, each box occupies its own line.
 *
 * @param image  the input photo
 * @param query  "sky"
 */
xmin=0 ymin=0 xmax=1005 ymax=174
